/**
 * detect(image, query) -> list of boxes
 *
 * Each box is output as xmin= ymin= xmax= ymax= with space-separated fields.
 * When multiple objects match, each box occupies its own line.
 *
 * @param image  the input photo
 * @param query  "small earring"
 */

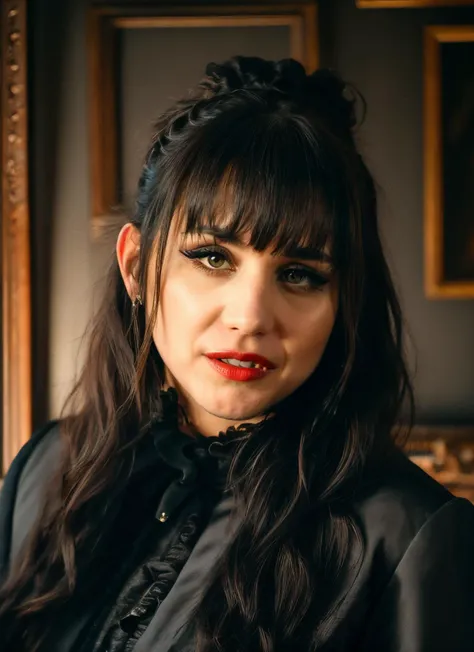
xmin=132 ymin=294 xmax=143 ymax=308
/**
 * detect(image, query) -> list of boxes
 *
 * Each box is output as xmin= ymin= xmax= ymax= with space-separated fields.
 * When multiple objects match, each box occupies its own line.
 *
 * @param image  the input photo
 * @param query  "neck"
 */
xmin=183 ymin=408 xmax=260 ymax=439
xmin=163 ymin=381 xmax=264 ymax=439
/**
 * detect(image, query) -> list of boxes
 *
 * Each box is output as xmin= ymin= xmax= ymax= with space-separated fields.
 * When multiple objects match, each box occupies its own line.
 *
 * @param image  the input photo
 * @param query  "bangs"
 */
xmin=166 ymin=111 xmax=349 ymax=264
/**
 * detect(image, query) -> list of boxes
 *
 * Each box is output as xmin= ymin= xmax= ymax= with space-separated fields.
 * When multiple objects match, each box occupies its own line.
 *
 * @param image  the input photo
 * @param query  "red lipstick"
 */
xmin=205 ymin=351 xmax=276 ymax=382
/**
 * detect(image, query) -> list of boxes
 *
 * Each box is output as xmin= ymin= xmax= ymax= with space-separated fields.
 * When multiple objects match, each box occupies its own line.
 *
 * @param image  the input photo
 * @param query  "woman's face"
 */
xmin=145 ymin=218 xmax=339 ymax=436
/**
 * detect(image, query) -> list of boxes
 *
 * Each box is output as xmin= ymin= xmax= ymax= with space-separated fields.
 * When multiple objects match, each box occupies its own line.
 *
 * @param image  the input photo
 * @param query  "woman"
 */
xmin=0 ymin=56 xmax=473 ymax=652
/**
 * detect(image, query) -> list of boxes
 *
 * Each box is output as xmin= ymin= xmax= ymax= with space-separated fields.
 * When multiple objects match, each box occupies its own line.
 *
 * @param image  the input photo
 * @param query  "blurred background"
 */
xmin=1 ymin=0 xmax=474 ymax=492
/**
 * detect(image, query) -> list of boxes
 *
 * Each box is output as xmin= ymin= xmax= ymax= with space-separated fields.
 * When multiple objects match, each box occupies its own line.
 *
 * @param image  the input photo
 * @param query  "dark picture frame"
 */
xmin=88 ymin=3 xmax=319 ymax=236
xmin=424 ymin=25 xmax=474 ymax=298
xmin=1 ymin=0 xmax=32 ymax=475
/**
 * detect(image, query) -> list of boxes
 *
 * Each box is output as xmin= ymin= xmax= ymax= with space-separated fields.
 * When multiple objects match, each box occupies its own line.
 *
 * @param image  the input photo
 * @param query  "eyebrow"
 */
xmin=194 ymin=226 xmax=333 ymax=265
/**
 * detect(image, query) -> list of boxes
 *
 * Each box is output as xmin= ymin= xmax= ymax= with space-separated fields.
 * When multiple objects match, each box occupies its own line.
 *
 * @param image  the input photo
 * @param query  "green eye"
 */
xmin=280 ymin=266 xmax=330 ymax=291
xmin=285 ymin=269 xmax=306 ymax=285
xmin=180 ymin=246 xmax=232 ymax=272
xmin=207 ymin=253 xmax=227 ymax=269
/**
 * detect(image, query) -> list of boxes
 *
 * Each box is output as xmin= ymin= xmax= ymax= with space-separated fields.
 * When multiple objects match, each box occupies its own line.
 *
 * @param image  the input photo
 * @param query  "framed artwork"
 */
xmin=1 ymin=0 xmax=32 ymax=475
xmin=88 ymin=3 xmax=319 ymax=236
xmin=424 ymin=25 xmax=474 ymax=298
xmin=357 ymin=0 xmax=474 ymax=7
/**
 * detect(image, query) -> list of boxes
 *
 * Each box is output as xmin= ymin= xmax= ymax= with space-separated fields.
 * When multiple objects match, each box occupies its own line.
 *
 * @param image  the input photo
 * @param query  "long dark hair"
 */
xmin=0 ymin=57 xmax=413 ymax=651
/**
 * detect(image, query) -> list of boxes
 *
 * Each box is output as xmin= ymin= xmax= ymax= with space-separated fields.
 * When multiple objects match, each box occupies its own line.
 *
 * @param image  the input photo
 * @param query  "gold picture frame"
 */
xmin=407 ymin=426 xmax=474 ymax=502
xmin=88 ymin=3 xmax=319 ymax=236
xmin=357 ymin=0 xmax=474 ymax=7
xmin=424 ymin=25 xmax=474 ymax=298
xmin=1 ymin=0 xmax=32 ymax=475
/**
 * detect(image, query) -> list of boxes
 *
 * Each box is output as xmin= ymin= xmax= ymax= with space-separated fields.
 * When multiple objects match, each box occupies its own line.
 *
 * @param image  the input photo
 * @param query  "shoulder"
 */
xmin=354 ymin=446 xmax=474 ymax=571
xmin=353 ymin=450 xmax=474 ymax=650
xmin=0 ymin=420 xmax=63 ymax=575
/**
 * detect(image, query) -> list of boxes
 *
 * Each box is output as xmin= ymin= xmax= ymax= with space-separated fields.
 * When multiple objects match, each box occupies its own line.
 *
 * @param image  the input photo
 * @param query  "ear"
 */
xmin=116 ymin=223 xmax=141 ymax=301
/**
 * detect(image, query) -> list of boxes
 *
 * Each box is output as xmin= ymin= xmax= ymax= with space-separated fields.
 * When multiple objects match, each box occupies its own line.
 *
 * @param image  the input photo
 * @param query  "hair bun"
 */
xmin=196 ymin=57 xmax=362 ymax=136
xmin=203 ymin=56 xmax=307 ymax=96
xmin=306 ymin=69 xmax=361 ymax=131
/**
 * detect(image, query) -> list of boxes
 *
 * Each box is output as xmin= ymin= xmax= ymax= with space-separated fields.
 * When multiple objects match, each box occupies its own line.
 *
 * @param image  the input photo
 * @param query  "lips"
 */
xmin=205 ymin=351 xmax=276 ymax=382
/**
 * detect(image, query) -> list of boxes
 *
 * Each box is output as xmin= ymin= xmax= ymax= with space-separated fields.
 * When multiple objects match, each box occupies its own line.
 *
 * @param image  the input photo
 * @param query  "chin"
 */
xmin=200 ymin=395 xmax=269 ymax=423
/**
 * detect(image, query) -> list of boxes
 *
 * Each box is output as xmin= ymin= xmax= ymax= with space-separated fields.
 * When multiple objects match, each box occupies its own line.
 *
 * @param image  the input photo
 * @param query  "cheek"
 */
xmin=289 ymin=295 xmax=337 ymax=367
xmin=153 ymin=274 xmax=210 ymax=356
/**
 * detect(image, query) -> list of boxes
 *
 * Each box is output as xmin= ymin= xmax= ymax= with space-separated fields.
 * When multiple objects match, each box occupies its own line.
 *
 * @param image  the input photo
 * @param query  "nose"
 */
xmin=220 ymin=269 xmax=275 ymax=336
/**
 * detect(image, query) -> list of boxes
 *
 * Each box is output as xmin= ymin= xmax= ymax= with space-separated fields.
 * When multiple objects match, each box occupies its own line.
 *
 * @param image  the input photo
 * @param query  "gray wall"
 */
xmin=30 ymin=0 xmax=474 ymax=424
xmin=120 ymin=25 xmax=293 ymax=209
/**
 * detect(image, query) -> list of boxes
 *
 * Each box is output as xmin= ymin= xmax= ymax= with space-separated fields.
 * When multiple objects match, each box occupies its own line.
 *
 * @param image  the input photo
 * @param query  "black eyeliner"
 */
xmin=180 ymin=245 xmax=228 ymax=259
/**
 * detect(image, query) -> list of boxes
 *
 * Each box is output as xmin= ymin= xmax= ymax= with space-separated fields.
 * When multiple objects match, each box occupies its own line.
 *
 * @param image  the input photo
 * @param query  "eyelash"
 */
xmin=180 ymin=246 xmax=330 ymax=292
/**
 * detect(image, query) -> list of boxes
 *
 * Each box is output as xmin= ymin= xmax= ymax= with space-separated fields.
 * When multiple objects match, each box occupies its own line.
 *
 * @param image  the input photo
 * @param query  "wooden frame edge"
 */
xmin=1 ymin=0 xmax=32 ymax=475
xmin=88 ymin=7 xmax=120 ymax=225
xmin=88 ymin=3 xmax=319 ymax=236
xmin=423 ymin=25 xmax=474 ymax=299
xmin=424 ymin=26 xmax=444 ymax=299
xmin=357 ymin=0 xmax=474 ymax=8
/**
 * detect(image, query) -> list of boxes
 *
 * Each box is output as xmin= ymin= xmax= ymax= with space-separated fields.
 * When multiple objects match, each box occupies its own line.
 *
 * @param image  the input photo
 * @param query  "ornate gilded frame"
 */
xmin=424 ymin=25 xmax=474 ymax=298
xmin=1 ymin=0 xmax=32 ymax=476
xmin=88 ymin=3 xmax=319 ymax=237
xmin=407 ymin=426 xmax=474 ymax=501
xmin=357 ymin=0 xmax=474 ymax=7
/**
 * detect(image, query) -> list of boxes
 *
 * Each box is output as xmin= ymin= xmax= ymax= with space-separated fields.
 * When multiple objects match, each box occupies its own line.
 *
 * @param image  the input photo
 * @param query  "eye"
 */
xmin=205 ymin=251 xmax=229 ymax=269
xmin=280 ymin=266 xmax=330 ymax=291
xmin=180 ymin=246 xmax=232 ymax=272
xmin=283 ymin=268 xmax=308 ymax=285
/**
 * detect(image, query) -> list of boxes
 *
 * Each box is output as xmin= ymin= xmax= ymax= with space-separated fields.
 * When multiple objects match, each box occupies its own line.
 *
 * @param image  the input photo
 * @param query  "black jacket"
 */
xmin=1 ymin=419 xmax=474 ymax=652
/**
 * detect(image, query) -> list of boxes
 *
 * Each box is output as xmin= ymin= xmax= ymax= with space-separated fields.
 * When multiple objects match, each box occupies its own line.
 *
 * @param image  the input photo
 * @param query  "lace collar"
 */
xmin=153 ymin=387 xmax=260 ymax=455
xmin=132 ymin=388 xmax=266 ymax=523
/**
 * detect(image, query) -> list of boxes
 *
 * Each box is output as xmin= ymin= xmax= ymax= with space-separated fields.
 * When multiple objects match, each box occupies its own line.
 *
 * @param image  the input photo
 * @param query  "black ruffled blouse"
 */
xmin=3 ymin=390 xmax=474 ymax=652
xmin=89 ymin=389 xmax=243 ymax=652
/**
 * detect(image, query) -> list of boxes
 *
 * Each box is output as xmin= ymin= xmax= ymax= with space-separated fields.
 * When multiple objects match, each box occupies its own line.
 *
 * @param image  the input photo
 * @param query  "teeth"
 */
xmin=221 ymin=358 xmax=267 ymax=371
xmin=222 ymin=358 xmax=253 ymax=368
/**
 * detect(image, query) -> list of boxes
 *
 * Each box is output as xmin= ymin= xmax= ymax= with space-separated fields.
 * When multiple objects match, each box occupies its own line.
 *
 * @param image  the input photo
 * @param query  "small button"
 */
xmin=158 ymin=512 xmax=168 ymax=523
